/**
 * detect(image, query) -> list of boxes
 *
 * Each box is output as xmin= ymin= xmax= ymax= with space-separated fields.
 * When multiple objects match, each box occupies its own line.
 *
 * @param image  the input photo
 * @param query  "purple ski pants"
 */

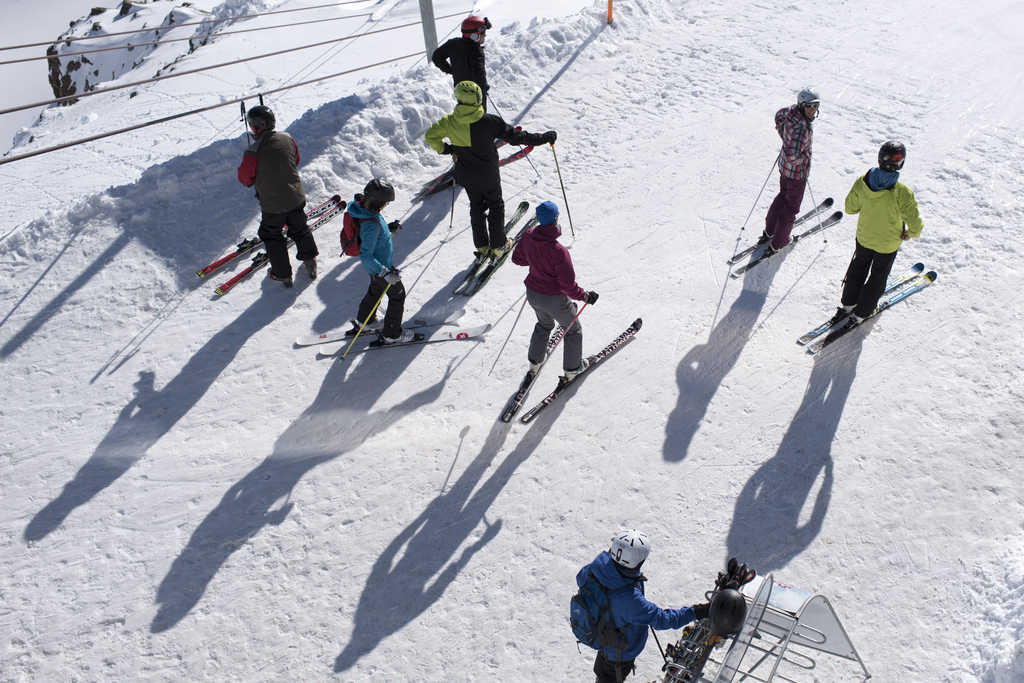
xmin=764 ymin=175 xmax=807 ymax=250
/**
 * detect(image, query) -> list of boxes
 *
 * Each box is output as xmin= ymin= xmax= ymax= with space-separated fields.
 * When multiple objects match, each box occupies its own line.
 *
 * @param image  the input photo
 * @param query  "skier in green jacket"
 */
xmin=828 ymin=141 xmax=924 ymax=329
xmin=425 ymin=81 xmax=554 ymax=263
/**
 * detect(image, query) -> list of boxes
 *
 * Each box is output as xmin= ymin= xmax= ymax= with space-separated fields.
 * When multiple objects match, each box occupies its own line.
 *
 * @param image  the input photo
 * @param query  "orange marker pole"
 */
xmin=607 ymin=0 xmax=613 ymax=24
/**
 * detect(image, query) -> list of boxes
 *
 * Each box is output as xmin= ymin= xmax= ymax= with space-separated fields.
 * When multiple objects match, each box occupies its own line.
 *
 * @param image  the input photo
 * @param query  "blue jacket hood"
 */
xmin=347 ymin=199 xmax=392 ymax=275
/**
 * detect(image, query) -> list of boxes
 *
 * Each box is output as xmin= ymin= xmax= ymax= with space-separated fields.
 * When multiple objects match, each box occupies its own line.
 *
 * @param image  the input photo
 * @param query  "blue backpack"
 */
xmin=569 ymin=571 xmax=633 ymax=653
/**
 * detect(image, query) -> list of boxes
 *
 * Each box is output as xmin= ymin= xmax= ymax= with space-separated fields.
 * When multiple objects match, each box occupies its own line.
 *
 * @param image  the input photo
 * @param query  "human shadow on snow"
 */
xmin=725 ymin=332 xmax=866 ymax=574
xmin=663 ymin=266 xmax=776 ymax=462
xmin=23 ymin=287 xmax=293 ymax=542
xmin=0 ymin=94 xmax=373 ymax=360
xmin=333 ymin=396 xmax=570 ymax=673
xmin=149 ymin=278 xmax=488 ymax=634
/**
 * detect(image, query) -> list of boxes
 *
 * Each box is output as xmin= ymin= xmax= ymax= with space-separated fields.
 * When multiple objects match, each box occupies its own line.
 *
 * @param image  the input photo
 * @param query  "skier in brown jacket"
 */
xmin=237 ymin=105 xmax=319 ymax=287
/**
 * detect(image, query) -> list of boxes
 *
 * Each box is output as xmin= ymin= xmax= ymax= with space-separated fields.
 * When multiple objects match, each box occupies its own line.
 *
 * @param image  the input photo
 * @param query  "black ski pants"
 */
xmin=257 ymin=201 xmax=319 ymax=280
xmin=465 ymin=186 xmax=506 ymax=251
xmin=358 ymin=273 xmax=406 ymax=338
xmin=594 ymin=651 xmax=635 ymax=683
xmin=841 ymin=240 xmax=899 ymax=319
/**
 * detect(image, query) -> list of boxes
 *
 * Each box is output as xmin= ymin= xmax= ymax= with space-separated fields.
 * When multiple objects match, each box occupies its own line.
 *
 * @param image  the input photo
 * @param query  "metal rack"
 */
xmin=702 ymin=574 xmax=871 ymax=683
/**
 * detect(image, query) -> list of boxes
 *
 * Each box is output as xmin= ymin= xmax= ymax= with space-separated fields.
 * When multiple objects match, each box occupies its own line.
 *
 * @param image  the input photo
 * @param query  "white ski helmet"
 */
xmin=609 ymin=529 xmax=651 ymax=569
xmin=797 ymin=87 xmax=820 ymax=105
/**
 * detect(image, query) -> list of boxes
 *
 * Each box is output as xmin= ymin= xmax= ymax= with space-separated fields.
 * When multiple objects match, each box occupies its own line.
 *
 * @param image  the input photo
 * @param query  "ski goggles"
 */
xmin=802 ymin=102 xmax=820 ymax=110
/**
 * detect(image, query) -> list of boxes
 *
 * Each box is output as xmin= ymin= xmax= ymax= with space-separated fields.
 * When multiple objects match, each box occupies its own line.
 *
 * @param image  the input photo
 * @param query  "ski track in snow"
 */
xmin=1 ymin=0 xmax=1023 ymax=680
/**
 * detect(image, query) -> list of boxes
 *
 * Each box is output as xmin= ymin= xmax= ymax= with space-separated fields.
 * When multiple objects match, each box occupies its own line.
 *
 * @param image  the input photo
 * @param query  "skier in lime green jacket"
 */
xmin=425 ymin=81 xmax=554 ymax=261
xmin=828 ymin=141 xmax=924 ymax=328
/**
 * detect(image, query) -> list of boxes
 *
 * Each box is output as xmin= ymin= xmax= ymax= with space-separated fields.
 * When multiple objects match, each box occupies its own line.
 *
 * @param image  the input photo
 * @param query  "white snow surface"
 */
xmin=1 ymin=0 xmax=1023 ymax=681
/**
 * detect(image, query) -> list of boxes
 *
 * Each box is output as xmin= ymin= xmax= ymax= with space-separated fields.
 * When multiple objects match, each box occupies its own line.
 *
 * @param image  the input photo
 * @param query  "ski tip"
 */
xmin=924 ymin=271 xmax=938 ymax=282
xmin=632 ymin=318 xmax=643 ymax=331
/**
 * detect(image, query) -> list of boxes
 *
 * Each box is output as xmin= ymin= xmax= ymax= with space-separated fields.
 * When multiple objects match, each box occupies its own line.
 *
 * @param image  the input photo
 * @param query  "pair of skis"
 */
xmin=802 ymin=264 xmax=938 ymax=353
xmin=453 ymin=201 xmax=530 ymax=296
xmin=196 ymin=195 xmax=341 ymax=278
xmin=203 ymin=196 xmax=346 ymax=296
xmin=463 ymin=216 xmax=537 ymax=297
xmin=501 ymin=318 xmax=643 ymax=424
xmin=729 ymin=198 xmax=843 ymax=277
xmin=499 ymin=325 xmax=570 ymax=422
xmin=298 ymin=310 xmax=490 ymax=356
xmin=295 ymin=309 xmax=467 ymax=346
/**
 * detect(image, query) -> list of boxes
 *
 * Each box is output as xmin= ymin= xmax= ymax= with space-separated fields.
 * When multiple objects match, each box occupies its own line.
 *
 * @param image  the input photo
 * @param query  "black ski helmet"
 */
xmin=361 ymin=178 xmax=395 ymax=212
xmin=246 ymin=105 xmax=276 ymax=135
xmin=363 ymin=178 xmax=395 ymax=203
xmin=708 ymin=588 xmax=747 ymax=637
xmin=878 ymin=141 xmax=907 ymax=172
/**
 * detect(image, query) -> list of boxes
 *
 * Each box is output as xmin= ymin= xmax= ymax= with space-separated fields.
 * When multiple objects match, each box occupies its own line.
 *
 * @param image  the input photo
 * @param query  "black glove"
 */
xmin=484 ymin=83 xmax=491 ymax=92
xmin=442 ymin=143 xmax=454 ymax=155
xmin=542 ymin=130 xmax=557 ymax=145
xmin=693 ymin=603 xmax=710 ymax=621
xmin=585 ymin=291 xmax=599 ymax=305
xmin=388 ymin=220 xmax=402 ymax=233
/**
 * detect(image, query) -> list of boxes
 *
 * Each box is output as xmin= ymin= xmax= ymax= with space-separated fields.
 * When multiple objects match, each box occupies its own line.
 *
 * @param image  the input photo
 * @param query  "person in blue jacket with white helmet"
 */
xmin=577 ymin=530 xmax=710 ymax=683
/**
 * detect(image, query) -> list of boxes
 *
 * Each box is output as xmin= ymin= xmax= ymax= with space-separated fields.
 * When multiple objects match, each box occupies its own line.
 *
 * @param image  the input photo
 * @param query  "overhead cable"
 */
xmin=0 ymin=13 xmax=373 ymax=66
xmin=0 ymin=13 xmax=461 ymax=118
xmin=0 ymin=52 xmax=423 ymax=167
xmin=0 ymin=0 xmax=374 ymax=52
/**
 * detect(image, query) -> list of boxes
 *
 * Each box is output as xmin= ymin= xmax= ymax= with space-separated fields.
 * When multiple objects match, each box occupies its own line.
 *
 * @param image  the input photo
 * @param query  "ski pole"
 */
xmin=650 ymin=627 xmax=667 ymax=664
xmin=738 ymin=152 xmax=780 ymax=235
xmin=548 ymin=300 xmax=588 ymax=357
xmin=487 ymin=296 xmax=528 ymax=376
xmin=448 ymin=179 xmax=456 ymax=234
xmin=489 ymin=99 xmax=542 ymax=179
xmin=806 ymin=180 xmax=827 ymax=243
xmin=340 ymin=282 xmax=391 ymax=361
xmin=240 ymin=101 xmax=251 ymax=145
xmin=550 ymin=144 xmax=575 ymax=238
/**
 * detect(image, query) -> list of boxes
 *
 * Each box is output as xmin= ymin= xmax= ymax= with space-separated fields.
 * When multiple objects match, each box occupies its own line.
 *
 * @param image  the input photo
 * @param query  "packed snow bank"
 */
xmin=965 ymin=552 xmax=1024 ymax=683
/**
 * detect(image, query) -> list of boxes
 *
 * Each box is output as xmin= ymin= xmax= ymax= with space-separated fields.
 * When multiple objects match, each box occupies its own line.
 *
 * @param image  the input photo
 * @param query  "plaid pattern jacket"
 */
xmin=775 ymin=105 xmax=813 ymax=180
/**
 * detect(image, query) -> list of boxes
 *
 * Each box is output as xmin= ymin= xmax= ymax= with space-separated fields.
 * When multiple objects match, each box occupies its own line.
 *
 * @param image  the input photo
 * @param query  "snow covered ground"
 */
xmin=1 ymin=0 xmax=1022 ymax=681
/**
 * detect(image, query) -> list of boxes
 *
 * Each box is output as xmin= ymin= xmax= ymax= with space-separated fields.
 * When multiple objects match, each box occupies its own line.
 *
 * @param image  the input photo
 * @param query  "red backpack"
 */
xmin=340 ymin=212 xmax=375 ymax=256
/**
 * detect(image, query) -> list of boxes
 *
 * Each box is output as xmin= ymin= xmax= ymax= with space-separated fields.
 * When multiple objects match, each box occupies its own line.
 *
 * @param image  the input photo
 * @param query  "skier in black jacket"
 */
xmin=425 ymin=81 xmax=556 ymax=261
xmin=431 ymin=15 xmax=491 ymax=110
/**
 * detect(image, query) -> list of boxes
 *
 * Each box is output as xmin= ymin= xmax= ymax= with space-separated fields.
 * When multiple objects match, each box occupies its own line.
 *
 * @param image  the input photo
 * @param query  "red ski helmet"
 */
xmin=461 ymin=15 xmax=492 ymax=36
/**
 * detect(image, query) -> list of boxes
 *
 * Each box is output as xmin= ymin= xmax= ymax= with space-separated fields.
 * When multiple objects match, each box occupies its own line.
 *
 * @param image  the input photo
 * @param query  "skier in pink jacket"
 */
xmin=512 ymin=201 xmax=599 ymax=380
xmin=762 ymin=87 xmax=819 ymax=252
